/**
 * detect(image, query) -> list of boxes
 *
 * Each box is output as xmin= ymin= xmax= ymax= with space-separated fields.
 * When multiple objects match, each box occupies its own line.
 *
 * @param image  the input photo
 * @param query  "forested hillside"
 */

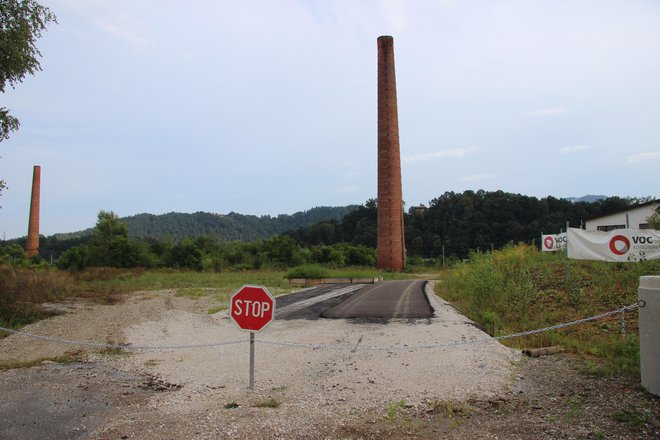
xmin=4 ymin=191 xmax=653 ymax=267
xmin=122 ymin=206 xmax=360 ymax=241
xmin=285 ymin=191 xmax=648 ymax=259
xmin=11 ymin=206 xmax=359 ymax=260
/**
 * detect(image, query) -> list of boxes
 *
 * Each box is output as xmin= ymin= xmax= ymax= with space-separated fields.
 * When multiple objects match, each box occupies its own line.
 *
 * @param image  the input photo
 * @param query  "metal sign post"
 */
xmin=229 ymin=285 xmax=276 ymax=390
xmin=249 ymin=332 xmax=255 ymax=390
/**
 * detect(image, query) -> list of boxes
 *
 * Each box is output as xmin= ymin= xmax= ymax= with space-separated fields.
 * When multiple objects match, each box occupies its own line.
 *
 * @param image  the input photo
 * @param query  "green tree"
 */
xmin=648 ymin=210 xmax=660 ymax=230
xmin=87 ymin=211 xmax=132 ymax=267
xmin=342 ymin=244 xmax=376 ymax=266
xmin=91 ymin=211 xmax=156 ymax=267
xmin=167 ymin=238 xmax=203 ymax=270
xmin=1 ymin=0 xmax=56 ymax=202
xmin=311 ymin=245 xmax=345 ymax=267
xmin=1 ymin=0 xmax=56 ymax=140
xmin=0 ymin=242 xmax=27 ymax=265
xmin=0 ymin=179 xmax=5 ymax=207
xmin=56 ymin=245 xmax=89 ymax=271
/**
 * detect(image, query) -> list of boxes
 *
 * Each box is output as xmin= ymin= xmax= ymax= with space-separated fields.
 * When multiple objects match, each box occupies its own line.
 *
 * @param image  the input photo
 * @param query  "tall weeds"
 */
xmin=0 ymin=265 xmax=74 ymax=328
xmin=437 ymin=244 xmax=660 ymax=377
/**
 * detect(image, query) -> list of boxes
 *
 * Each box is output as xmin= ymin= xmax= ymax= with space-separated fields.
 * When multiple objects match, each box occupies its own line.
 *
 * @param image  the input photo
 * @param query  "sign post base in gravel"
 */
xmin=230 ymin=285 xmax=276 ymax=390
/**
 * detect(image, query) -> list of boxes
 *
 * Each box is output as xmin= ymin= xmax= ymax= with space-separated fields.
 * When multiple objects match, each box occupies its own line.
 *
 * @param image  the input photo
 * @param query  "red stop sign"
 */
xmin=230 ymin=285 xmax=276 ymax=332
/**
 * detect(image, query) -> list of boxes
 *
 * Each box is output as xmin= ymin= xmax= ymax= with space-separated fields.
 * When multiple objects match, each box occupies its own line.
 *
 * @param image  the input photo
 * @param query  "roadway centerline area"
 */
xmin=275 ymin=284 xmax=366 ymax=320
xmin=275 ymin=280 xmax=434 ymax=320
xmin=322 ymin=280 xmax=433 ymax=319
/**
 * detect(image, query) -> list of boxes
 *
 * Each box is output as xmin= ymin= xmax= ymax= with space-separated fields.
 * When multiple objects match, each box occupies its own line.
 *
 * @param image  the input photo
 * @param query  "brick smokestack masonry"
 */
xmin=376 ymin=36 xmax=405 ymax=270
xmin=26 ymin=165 xmax=41 ymax=258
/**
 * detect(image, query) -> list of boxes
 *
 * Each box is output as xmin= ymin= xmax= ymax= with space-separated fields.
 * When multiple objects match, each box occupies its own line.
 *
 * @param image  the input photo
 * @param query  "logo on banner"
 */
xmin=544 ymin=236 xmax=554 ymax=250
xmin=568 ymin=227 xmax=660 ymax=262
xmin=542 ymin=233 xmax=567 ymax=252
xmin=609 ymin=235 xmax=630 ymax=255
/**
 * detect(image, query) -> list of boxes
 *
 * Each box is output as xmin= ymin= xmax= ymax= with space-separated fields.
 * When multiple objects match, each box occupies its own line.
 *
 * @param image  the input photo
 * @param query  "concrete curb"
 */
xmin=424 ymin=280 xmax=478 ymax=326
xmin=288 ymin=277 xmax=383 ymax=287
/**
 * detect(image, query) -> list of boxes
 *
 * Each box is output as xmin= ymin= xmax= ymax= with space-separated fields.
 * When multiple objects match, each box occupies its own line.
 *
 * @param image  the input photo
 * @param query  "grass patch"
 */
xmin=285 ymin=265 xmax=422 ymax=280
xmin=252 ymin=398 xmax=280 ymax=408
xmin=566 ymin=394 xmax=583 ymax=419
xmin=175 ymin=287 xmax=220 ymax=299
xmin=613 ymin=408 xmax=650 ymax=428
xmin=0 ymin=351 xmax=84 ymax=371
xmin=97 ymin=338 xmax=129 ymax=356
xmin=436 ymin=244 xmax=660 ymax=378
xmin=386 ymin=399 xmax=406 ymax=420
xmin=175 ymin=287 xmax=208 ymax=299
xmin=207 ymin=305 xmax=227 ymax=314
xmin=444 ymin=401 xmax=469 ymax=428
xmin=72 ymin=268 xmax=293 ymax=296
xmin=285 ymin=264 xmax=330 ymax=279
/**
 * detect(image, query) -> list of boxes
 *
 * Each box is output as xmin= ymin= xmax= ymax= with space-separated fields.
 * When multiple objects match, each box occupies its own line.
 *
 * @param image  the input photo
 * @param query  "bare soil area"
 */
xmin=1 ymin=286 xmax=658 ymax=439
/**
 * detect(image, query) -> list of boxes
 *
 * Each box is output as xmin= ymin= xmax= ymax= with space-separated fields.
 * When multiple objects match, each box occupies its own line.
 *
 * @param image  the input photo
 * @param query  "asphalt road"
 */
xmin=275 ymin=284 xmax=365 ymax=320
xmin=276 ymin=280 xmax=433 ymax=320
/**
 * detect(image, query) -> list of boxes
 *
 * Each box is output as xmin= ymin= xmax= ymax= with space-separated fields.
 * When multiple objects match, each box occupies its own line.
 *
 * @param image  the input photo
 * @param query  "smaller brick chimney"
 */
xmin=26 ymin=165 xmax=41 ymax=258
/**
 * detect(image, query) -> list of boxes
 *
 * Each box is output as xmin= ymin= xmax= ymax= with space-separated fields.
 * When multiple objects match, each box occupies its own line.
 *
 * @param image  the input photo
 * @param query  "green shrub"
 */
xmin=0 ymin=265 xmax=73 ymax=329
xmin=0 ymin=243 xmax=28 ymax=266
xmin=478 ymin=310 xmax=503 ymax=336
xmin=285 ymin=264 xmax=330 ymax=279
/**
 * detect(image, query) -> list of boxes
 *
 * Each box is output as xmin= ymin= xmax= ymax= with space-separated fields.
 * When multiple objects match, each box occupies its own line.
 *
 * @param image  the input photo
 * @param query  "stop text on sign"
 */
xmin=230 ymin=285 xmax=276 ymax=332
xmin=233 ymin=299 xmax=271 ymax=318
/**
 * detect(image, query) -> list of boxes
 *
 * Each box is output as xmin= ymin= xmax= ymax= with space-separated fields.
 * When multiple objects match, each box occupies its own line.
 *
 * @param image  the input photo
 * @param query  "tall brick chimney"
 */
xmin=376 ymin=36 xmax=405 ymax=270
xmin=26 ymin=165 xmax=41 ymax=258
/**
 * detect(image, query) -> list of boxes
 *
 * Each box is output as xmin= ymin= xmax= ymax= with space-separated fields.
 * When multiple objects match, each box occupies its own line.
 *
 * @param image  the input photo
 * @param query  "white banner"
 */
xmin=567 ymin=227 xmax=660 ymax=262
xmin=542 ymin=233 xmax=567 ymax=252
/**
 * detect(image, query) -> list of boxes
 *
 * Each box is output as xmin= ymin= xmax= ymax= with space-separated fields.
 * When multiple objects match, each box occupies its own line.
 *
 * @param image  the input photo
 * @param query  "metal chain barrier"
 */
xmin=493 ymin=301 xmax=642 ymax=341
xmin=0 ymin=301 xmax=644 ymax=353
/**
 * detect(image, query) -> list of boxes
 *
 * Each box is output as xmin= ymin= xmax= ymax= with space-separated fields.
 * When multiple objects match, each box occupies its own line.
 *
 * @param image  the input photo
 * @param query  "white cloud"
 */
xmin=559 ymin=144 xmax=590 ymax=155
xmin=528 ymin=107 xmax=567 ymax=116
xmin=459 ymin=173 xmax=497 ymax=182
xmin=627 ymin=151 xmax=660 ymax=163
xmin=402 ymin=147 xmax=475 ymax=163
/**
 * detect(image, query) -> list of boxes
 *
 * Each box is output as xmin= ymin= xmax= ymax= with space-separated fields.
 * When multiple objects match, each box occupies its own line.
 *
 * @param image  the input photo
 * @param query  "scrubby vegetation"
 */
xmin=0 ymin=265 xmax=74 ymax=328
xmin=436 ymin=244 xmax=660 ymax=377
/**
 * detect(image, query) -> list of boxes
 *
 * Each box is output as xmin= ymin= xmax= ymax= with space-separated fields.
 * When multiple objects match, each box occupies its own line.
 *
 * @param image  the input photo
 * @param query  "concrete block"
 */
xmin=639 ymin=275 xmax=660 ymax=397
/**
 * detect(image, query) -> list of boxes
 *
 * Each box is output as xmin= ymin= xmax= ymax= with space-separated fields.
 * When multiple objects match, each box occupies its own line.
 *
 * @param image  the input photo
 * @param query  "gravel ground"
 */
xmin=1 ymin=283 xmax=658 ymax=439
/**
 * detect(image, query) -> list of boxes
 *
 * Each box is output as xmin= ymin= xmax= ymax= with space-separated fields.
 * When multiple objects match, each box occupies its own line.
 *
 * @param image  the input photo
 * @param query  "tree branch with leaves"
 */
xmin=1 ymin=0 xmax=57 ymax=137
xmin=1 ymin=0 xmax=56 ymax=203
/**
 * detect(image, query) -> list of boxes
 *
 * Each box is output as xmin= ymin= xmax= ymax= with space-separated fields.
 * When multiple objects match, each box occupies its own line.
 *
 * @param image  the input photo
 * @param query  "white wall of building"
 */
xmin=585 ymin=202 xmax=660 ymax=231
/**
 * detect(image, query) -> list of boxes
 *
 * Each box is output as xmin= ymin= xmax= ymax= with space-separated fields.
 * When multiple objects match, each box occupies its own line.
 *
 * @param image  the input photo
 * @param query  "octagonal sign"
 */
xmin=230 ymin=285 xmax=276 ymax=332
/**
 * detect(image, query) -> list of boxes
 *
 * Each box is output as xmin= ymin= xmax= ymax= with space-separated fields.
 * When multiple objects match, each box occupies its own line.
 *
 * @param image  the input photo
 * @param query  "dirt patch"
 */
xmin=0 ymin=361 xmax=158 ymax=440
xmin=337 ymin=355 xmax=659 ymax=439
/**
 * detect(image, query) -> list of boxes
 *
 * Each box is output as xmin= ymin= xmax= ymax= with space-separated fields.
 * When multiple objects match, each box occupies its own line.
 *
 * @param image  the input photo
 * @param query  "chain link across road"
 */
xmin=0 ymin=301 xmax=645 ymax=353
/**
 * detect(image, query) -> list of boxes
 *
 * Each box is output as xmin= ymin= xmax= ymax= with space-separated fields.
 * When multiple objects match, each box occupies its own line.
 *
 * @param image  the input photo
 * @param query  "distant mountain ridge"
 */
xmin=566 ymin=195 xmax=608 ymax=203
xmin=52 ymin=206 xmax=360 ymax=242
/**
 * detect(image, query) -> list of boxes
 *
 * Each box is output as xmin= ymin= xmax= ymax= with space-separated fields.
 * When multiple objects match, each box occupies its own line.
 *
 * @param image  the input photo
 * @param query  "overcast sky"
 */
xmin=2 ymin=0 xmax=659 ymax=239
